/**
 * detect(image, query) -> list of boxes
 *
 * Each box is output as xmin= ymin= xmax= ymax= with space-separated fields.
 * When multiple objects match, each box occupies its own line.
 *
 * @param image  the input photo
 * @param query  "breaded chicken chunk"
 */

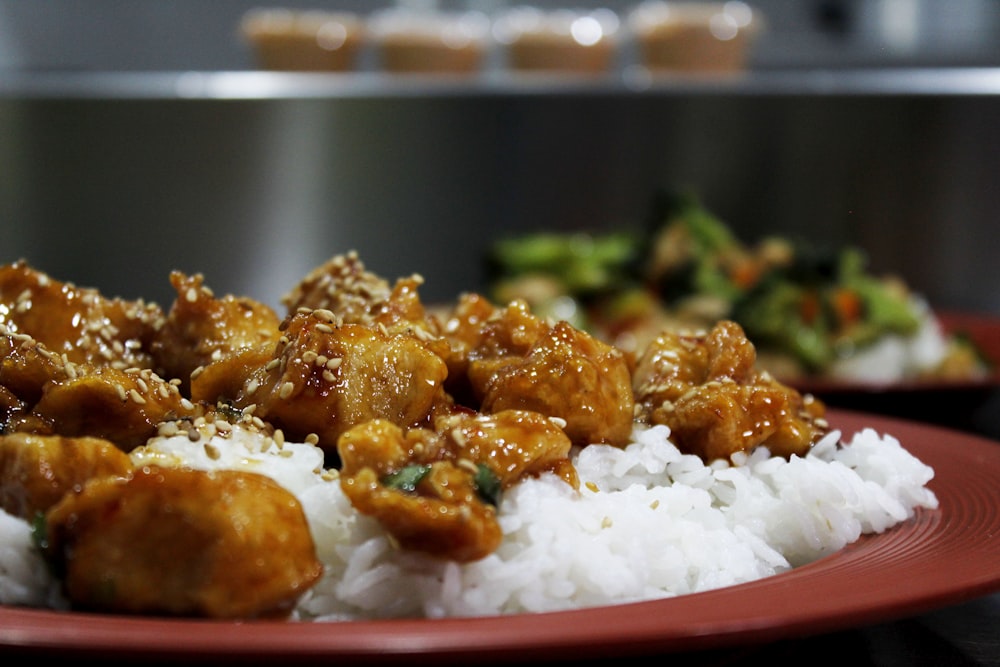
xmin=43 ymin=466 xmax=323 ymax=619
xmin=463 ymin=300 xmax=635 ymax=447
xmin=632 ymin=320 xmax=827 ymax=462
xmin=0 ymin=260 xmax=164 ymax=370
xmin=0 ymin=432 xmax=133 ymax=519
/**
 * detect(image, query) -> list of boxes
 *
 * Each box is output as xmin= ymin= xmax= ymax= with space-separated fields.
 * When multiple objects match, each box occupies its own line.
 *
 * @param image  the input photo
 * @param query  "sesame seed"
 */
xmin=204 ymin=443 xmax=221 ymax=460
xmin=129 ymin=389 xmax=147 ymax=405
xmin=158 ymin=421 xmax=179 ymax=437
xmin=312 ymin=308 xmax=336 ymax=323
xmin=279 ymin=381 xmax=294 ymax=399
xmin=305 ymin=433 xmax=319 ymax=445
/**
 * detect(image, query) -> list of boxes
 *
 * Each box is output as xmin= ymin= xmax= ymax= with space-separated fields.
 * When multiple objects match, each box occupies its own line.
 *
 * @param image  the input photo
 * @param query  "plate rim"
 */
xmin=1 ymin=409 xmax=999 ymax=662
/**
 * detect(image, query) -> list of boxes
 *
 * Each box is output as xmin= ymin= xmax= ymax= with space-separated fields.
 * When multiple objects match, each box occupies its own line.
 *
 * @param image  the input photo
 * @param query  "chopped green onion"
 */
xmin=382 ymin=464 xmax=431 ymax=493
xmin=473 ymin=464 xmax=502 ymax=507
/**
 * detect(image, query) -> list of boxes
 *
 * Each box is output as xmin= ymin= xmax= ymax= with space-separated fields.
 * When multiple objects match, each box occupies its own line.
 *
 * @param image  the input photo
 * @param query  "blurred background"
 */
xmin=1 ymin=0 xmax=999 ymax=314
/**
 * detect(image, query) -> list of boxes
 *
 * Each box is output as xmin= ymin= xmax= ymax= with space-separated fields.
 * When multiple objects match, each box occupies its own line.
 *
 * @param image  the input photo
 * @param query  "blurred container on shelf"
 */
xmin=493 ymin=6 xmax=621 ymax=75
xmin=368 ymin=7 xmax=492 ymax=75
xmin=240 ymin=8 xmax=364 ymax=71
xmin=626 ymin=1 xmax=761 ymax=73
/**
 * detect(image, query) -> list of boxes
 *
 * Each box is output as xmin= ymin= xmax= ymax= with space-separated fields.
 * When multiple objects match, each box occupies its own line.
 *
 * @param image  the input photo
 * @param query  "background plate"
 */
xmin=790 ymin=313 xmax=1000 ymax=437
xmin=790 ymin=312 xmax=1000 ymax=395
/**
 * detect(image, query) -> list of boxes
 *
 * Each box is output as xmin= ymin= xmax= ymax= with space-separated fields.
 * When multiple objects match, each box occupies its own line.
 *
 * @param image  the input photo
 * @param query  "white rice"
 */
xmin=0 ymin=421 xmax=938 ymax=619
xmin=0 ymin=506 xmax=67 ymax=610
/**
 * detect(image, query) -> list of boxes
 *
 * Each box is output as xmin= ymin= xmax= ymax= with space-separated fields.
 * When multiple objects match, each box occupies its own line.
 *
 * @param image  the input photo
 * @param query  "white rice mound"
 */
xmin=0 ymin=421 xmax=938 ymax=620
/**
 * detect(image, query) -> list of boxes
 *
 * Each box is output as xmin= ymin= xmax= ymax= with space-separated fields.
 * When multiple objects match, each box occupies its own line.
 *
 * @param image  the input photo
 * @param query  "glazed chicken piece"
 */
xmin=151 ymin=271 xmax=283 ymax=394
xmin=0 ymin=327 xmax=199 ymax=446
xmin=632 ymin=320 xmax=828 ymax=462
xmin=0 ymin=328 xmax=72 ymax=423
xmin=0 ymin=263 xmax=198 ymax=445
xmin=338 ymin=409 xmax=576 ymax=562
xmin=461 ymin=299 xmax=635 ymax=447
xmin=0 ymin=432 xmax=133 ymax=519
xmin=434 ymin=409 xmax=579 ymax=489
xmin=0 ymin=385 xmax=23 ymax=429
xmin=0 ymin=260 xmax=164 ymax=370
xmin=43 ymin=466 xmax=323 ymax=619
xmin=281 ymin=251 xmax=393 ymax=323
xmin=29 ymin=365 xmax=200 ymax=452
xmin=369 ymin=275 xmax=452 ymax=360
xmin=193 ymin=308 xmax=450 ymax=456
xmin=284 ymin=253 xmax=448 ymax=357
xmin=432 ymin=292 xmax=496 ymax=404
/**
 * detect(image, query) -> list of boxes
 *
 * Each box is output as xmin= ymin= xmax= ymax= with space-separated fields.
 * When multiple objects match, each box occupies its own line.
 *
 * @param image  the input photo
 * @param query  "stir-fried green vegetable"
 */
xmin=382 ymin=463 xmax=502 ymax=507
xmin=382 ymin=464 xmax=431 ymax=493
xmin=472 ymin=464 xmax=502 ymax=508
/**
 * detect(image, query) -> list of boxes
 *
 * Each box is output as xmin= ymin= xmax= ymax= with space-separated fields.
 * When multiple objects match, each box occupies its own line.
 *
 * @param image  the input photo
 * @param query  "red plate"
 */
xmin=1 ymin=409 xmax=998 ymax=664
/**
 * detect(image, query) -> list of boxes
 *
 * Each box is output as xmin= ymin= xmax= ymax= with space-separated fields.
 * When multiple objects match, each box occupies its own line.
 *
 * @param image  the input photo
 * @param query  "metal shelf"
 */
xmin=4 ymin=67 xmax=1000 ymax=100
